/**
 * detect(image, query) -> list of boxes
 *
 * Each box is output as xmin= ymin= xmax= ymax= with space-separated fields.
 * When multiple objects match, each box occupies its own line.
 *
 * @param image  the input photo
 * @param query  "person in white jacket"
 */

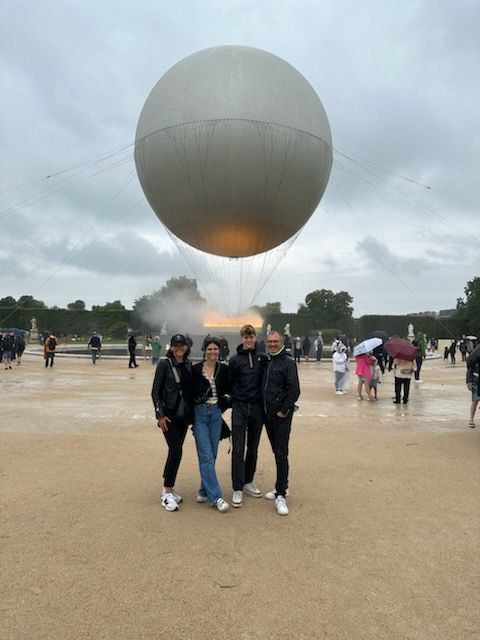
xmin=332 ymin=344 xmax=348 ymax=394
xmin=332 ymin=342 xmax=348 ymax=395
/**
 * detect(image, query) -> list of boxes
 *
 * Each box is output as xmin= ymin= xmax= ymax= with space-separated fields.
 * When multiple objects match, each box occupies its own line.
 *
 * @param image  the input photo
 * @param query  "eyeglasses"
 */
xmin=267 ymin=340 xmax=280 ymax=344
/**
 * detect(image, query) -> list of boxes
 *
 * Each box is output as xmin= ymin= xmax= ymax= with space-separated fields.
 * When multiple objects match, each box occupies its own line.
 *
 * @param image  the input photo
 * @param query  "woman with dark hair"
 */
xmin=192 ymin=337 xmax=231 ymax=512
xmin=151 ymin=334 xmax=193 ymax=512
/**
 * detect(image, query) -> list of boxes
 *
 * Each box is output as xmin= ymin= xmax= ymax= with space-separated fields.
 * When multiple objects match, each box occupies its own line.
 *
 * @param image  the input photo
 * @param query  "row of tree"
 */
xmin=1 ymin=276 xmax=478 ymax=340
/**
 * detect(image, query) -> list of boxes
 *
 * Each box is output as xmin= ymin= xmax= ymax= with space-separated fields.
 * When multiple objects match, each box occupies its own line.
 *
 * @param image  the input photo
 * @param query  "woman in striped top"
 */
xmin=192 ymin=338 xmax=231 ymax=512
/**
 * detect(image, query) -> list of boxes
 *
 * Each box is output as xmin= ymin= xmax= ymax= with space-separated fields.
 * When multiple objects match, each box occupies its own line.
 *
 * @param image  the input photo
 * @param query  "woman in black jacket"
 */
xmin=192 ymin=337 xmax=231 ymax=512
xmin=151 ymin=334 xmax=193 ymax=512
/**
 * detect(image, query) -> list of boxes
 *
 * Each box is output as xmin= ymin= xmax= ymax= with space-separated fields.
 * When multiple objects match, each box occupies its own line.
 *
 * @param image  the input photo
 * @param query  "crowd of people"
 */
xmin=0 ymin=331 xmax=26 ymax=369
xmin=2 ymin=326 xmax=478 ymax=511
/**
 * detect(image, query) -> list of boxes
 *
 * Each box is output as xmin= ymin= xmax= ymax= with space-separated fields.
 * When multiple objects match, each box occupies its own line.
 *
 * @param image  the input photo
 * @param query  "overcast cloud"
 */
xmin=1 ymin=0 xmax=479 ymax=318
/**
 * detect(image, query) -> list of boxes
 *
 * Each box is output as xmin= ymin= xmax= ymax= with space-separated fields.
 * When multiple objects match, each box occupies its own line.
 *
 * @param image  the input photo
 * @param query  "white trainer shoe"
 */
xmin=161 ymin=492 xmax=179 ymax=512
xmin=243 ymin=482 xmax=262 ymax=497
xmin=264 ymin=488 xmax=290 ymax=500
xmin=216 ymin=498 xmax=230 ymax=513
xmin=196 ymin=494 xmax=208 ymax=503
xmin=162 ymin=490 xmax=182 ymax=503
xmin=275 ymin=495 xmax=289 ymax=516
xmin=232 ymin=490 xmax=243 ymax=507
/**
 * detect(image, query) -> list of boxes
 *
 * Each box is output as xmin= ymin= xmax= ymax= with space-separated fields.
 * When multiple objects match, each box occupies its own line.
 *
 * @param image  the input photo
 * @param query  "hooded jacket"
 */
xmin=262 ymin=347 xmax=300 ymax=417
xmin=229 ymin=344 xmax=268 ymax=405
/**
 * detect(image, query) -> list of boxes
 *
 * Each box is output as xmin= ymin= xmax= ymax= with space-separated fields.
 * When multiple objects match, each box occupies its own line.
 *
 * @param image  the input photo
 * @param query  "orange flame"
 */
xmin=203 ymin=311 xmax=263 ymax=329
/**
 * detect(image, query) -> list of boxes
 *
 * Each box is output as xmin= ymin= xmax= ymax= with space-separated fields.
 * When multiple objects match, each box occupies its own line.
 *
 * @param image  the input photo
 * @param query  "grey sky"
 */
xmin=1 ymin=0 xmax=479 ymax=318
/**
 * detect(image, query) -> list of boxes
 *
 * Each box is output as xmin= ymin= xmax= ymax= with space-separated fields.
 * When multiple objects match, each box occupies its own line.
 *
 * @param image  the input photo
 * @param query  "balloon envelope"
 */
xmin=135 ymin=45 xmax=333 ymax=257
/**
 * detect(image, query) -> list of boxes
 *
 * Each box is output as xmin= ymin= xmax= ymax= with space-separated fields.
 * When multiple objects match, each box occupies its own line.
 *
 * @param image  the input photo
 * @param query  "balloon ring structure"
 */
xmin=135 ymin=45 xmax=333 ymax=258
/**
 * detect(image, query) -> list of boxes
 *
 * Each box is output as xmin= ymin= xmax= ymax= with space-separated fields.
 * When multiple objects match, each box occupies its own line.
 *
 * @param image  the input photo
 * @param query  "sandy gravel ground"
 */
xmin=1 ymin=353 xmax=478 ymax=640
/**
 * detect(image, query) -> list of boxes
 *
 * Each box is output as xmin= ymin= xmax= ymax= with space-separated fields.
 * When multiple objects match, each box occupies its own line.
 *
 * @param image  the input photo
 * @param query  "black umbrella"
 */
xmin=368 ymin=330 xmax=389 ymax=343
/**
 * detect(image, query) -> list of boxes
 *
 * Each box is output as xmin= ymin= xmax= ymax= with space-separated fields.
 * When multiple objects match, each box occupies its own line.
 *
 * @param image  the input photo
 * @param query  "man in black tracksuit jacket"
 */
xmin=263 ymin=331 xmax=300 ymax=515
xmin=229 ymin=324 xmax=268 ymax=505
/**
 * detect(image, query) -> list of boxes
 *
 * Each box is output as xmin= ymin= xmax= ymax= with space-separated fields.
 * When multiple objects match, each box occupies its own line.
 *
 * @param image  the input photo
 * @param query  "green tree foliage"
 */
xmin=262 ymin=301 xmax=282 ymax=314
xmin=17 ymin=295 xmax=47 ymax=309
xmin=302 ymin=289 xmax=354 ymax=330
xmin=0 ymin=296 xmax=17 ymax=307
xmin=67 ymin=300 xmax=86 ymax=311
xmin=456 ymin=277 xmax=480 ymax=337
xmin=92 ymin=300 xmax=126 ymax=312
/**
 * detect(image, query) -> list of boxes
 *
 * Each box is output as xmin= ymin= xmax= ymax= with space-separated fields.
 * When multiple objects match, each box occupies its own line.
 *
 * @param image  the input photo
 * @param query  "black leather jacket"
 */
xmin=262 ymin=347 xmax=300 ymax=417
xmin=151 ymin=356 xmax=193 ymax=420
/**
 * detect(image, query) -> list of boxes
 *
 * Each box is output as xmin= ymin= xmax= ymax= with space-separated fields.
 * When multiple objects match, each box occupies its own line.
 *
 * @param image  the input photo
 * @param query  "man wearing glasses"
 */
xmin=262 ymin=331 xmax=300 ymax=516
xmin=229 ymin=324 xmax=268 ymax=507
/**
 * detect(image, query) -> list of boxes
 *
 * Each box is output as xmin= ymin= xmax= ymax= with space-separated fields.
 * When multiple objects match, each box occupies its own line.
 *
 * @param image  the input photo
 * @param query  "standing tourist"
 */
xmin=302 ymin=335 xmax=311 ymax=361
xmin=332 ymin=344 xmax=348 ymax=394
xmin=354 ymin=352 xmax=374 ymax=400
xmin=466 ymin=350 xmax=480 ymax=428
xmin=128 ymin=334 xmax=138 ymax=368
xmin=413 ymin=332 xmax=426 ymax=381
xmin=88 ymin=332 xmax=102 ymax=364
xmin=151 ymin=334 xmax=193 ymax=512
xmin=192 ymin=338 xmax=230 ymax=512
xmin=2 ymin=332 xmax=14 ymax=370
xmin=15 ymin=333 xmax=26 ymax=365
xmin=144 ymin=334 xmax=153 ymax=361
xmin=151 ymin=336 xmax=161 ymax=366
xmin=314 ymin=332 xmax=324 ymax=362
xmin=44 ymin=333 xmax=58 ymax=368
xmin=262 ymin=331 xmax=300 ymax=516
xmin=229 ymin=324 xmax=268 ymax=507
xmin=392 ymin=358 xmax=417 ymax=405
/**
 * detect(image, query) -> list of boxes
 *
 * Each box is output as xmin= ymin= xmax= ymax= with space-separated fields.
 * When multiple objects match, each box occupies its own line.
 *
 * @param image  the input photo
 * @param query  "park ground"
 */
xmin=1 ymin=354 xmax=478 ymax=640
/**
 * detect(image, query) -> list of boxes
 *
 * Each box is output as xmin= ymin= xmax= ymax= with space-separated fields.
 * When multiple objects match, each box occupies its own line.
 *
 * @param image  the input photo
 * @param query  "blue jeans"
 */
xmin=193 ymin=404 xmax=223 ymax=504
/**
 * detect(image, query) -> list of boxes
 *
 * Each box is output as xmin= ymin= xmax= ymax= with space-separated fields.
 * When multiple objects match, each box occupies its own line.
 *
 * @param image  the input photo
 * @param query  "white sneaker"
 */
xmin=264 ymin=488 xmax=290 ymax=500
xmin=196 ymin=494 xmax=208 ymax=503
xmin=275 ymin=495 xmax=289 ymax=516
xmin=160 ymin=492 xmax=179 ymax=512
xmin=216 ymin=498 xmax=229 ymax=513
xmin=335 ymin=390 xmax=343 ymax=395
xmin=162 ymin=490 xmax=182 ymax=503
xmin=243 ymin=482 xmax=262 ymax=497
xmin=232 ymin=490 xmax=243 ymax=507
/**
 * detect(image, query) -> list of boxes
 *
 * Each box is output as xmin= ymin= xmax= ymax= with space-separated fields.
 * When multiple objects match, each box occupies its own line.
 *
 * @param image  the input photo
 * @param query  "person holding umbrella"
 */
xmin=354 ymin=352 xmax=374 ymax=400
xmin=353 ymin=338 xmax=382 ymax=401
xmin=385 ymin=338 xmax=419 ymax=405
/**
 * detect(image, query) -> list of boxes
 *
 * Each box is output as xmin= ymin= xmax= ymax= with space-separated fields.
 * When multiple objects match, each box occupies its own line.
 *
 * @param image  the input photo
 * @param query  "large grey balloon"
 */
xmin=135 ymin=45 xmax=332 ymax=258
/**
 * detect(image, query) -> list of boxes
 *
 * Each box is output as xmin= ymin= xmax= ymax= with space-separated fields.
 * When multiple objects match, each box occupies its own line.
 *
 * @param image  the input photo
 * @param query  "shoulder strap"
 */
xmin=168 ymin=358 xmax=181 ymax=385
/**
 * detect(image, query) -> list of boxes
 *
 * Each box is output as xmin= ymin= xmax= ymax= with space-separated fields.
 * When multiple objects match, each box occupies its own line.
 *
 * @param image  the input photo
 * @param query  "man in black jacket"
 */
xmin=229 ymin=324 xmax=268 ymax=507
xmin=262 ymin=330 xmax=300 ymax=516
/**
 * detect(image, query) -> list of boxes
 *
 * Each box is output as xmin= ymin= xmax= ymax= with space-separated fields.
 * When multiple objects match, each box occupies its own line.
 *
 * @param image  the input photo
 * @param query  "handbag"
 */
xmin=220 ymin=418 xmax=231 ymax=440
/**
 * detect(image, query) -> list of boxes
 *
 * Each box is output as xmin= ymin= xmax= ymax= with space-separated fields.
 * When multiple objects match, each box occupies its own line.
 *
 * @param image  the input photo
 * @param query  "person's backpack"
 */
xmin=48 ymin=337 xmax=56 ymax=350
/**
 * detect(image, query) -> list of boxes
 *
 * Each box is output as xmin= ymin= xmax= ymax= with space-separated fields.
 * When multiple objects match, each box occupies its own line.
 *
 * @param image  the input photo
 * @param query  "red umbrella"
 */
xmin=385 ymin=338 xmax=419 ymax=361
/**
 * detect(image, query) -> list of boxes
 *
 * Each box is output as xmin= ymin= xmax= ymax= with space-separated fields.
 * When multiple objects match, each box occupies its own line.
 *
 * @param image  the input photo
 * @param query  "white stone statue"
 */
xmin=31 ymin=317 xmax=37 ymax=331
xmin=284 ymin=323 xmax=291 ymax=336
xmin=266 ymin=323 xmax=272 ymax=335
xmin=160 ymin=322 xmax=168 ymax=336
xmin=408 ymin=323 xmax=414 ymax=340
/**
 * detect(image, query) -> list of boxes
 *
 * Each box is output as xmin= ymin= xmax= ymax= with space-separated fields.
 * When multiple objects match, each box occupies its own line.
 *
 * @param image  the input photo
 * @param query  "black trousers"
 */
xmin=45 ymin=353 xmax=55 ymax=367
xmin=231 ymin=403 xmax=263 ymax=490
xmin=162 ymin=418 xmax=189 ymax=487
xmin=414 ymin=356 xmax=423 ymax=380
xmin=265 ymin=413 xmax=292 ymax=497
xmin=128 ymin=350 xmax=137 ymax=367
xmin=394 ymin=377 xmax=411 ymax=404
